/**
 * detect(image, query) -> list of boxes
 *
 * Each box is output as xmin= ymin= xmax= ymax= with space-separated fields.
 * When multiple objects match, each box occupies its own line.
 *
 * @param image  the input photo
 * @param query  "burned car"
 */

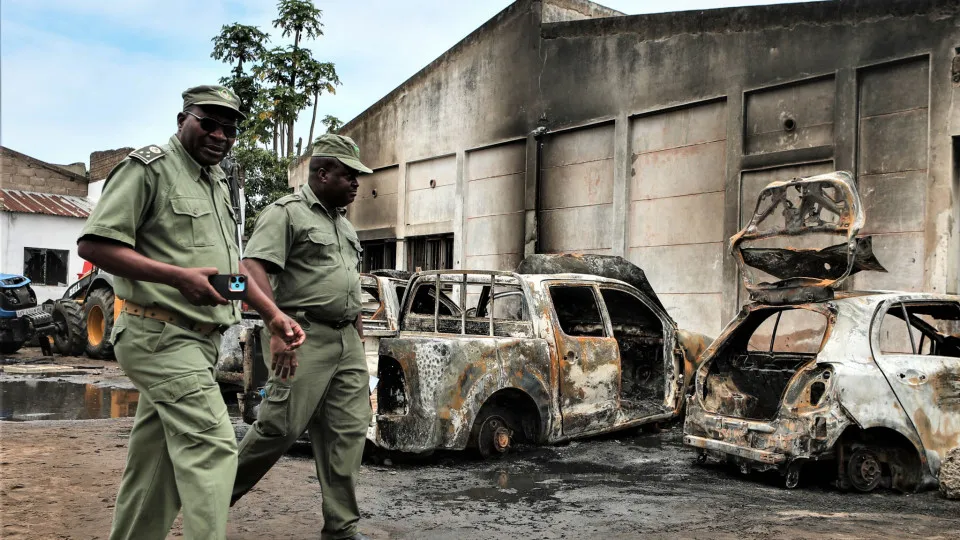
xmin=374 ymin=255 xmax=711 ymax=457
xmin=683 ymin=171 xmax=960 ymax=492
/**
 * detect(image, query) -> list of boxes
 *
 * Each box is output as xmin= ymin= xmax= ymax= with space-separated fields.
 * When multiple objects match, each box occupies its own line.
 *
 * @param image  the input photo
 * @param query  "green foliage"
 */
xmin=210 ymin=0 xmax=343 ymax=226
xmin=233 ymin=143 xmax=293 ymax=235
xmin=321 ymin=115 xmax=343 ymax=135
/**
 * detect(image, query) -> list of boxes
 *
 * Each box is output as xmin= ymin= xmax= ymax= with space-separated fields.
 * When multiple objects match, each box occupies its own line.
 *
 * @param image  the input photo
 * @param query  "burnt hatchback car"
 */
xmin=683 ymin=171 xmax=960 ymax=492
xmin=374 ymin=255 xmax=711 ymax=457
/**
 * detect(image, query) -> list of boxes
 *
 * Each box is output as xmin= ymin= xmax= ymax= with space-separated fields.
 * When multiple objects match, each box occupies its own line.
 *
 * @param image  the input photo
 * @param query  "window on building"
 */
xmin=360 ymin=239 xmax=397 ymax=273
xmin=23 ymin=248 xmax=69 ymax=286
xmin=406 ymin=234 xmax=454 ymax=272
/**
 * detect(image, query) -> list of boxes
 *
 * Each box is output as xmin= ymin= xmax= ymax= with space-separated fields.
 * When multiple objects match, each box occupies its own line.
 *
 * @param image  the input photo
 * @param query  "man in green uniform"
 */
xmin=77 ymin=85 xmax=305 ymax=540
xmin=232 ymin=134 xmax=373 ymax=540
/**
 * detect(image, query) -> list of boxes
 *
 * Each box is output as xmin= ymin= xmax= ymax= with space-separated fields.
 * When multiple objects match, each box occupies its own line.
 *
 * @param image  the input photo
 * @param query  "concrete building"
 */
xmin=289 ymin=0 xmax=960 ymax=337
xmin=0 ymin=146 xmax=94 ymax=302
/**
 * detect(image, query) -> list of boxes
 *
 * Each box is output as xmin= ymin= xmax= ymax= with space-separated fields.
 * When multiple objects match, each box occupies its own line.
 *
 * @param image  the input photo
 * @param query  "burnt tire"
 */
xmin=52 ymin=300 xmax=86 ymax=356
xmin=84 ymin=288 xmax=115 ymax=360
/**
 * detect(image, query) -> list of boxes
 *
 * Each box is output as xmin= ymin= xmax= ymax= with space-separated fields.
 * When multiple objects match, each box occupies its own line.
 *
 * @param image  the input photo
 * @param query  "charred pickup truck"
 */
xmin=374 ymin=255 xmax=711 ymax=457
xmin=684 ymin=171 xmax=960 ymax=492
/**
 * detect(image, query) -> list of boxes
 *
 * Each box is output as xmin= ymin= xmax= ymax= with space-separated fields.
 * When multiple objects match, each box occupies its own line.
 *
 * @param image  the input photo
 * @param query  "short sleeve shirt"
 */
xmin=243 ymin=183 xmax=362 ymax=322
xmin=79 ymin=135 xmax=240 ymax=326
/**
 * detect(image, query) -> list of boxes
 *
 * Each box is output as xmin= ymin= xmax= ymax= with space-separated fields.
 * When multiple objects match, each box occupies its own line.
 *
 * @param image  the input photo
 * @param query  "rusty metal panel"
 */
xmin=0 ymin=189 xmax=93 ymax=218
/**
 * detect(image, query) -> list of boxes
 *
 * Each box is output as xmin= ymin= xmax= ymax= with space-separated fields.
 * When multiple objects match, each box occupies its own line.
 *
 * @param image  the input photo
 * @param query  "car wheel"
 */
xmin=84 ymin=288 xmax=115 ymax=359
xmin=848 ymin=446 xmax=883 ymax=492
xmin=52 ymin=300 xmax=86 ymax=356
xmin=472 ymin=408 xmax=514 ymax=459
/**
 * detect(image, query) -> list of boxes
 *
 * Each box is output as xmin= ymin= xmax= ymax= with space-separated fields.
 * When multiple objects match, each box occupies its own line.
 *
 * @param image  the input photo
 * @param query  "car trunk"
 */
xmin=701 ymin=306 xmax=828 ymax=421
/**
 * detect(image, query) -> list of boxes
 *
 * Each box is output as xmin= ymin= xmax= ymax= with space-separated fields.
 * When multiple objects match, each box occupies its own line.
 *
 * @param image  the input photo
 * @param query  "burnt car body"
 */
xmin=374 ymin=255 xmax=711 ymax=457
xmin=683 ymin=171 xmax=960 ymax=492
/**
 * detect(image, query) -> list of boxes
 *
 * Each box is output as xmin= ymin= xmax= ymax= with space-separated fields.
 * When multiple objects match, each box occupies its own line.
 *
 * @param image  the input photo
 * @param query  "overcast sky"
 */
xmin=1 ymin=0 xmax=818 ymax=166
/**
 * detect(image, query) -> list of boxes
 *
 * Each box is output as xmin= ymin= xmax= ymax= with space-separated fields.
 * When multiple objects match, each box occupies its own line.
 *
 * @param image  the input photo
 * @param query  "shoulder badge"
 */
xmin=275 ymin=193 xmax=303 ymax=207
xmin=129 ymin=145 xmax=166 ymax=165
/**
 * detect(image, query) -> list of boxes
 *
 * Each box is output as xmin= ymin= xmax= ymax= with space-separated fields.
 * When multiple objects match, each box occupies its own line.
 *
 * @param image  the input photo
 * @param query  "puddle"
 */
xmin=0 ymin=380 xmax=139 ymax=421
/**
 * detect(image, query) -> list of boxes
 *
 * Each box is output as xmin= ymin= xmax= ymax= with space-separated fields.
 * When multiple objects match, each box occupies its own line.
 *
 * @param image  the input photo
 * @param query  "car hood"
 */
xmin=730 ymin=171 xmax=886 ymax=305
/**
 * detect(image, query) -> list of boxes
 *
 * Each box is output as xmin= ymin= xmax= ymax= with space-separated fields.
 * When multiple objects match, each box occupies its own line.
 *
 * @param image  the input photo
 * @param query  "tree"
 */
xmin=302 ymin=58 xmax=341 ymax=147
xmin=210 ymin=0 xmax=343 ymax=228
xmin=321 ymin=115 xmax=343 ymax=135
xmin=272 ymin=0 xmax=325 ymax=155
xmin=210 ymin=23 xmax=269 ymax=114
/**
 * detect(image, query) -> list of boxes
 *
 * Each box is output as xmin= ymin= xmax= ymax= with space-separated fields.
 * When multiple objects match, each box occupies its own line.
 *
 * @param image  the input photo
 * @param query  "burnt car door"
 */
xmin=548 ymin=283 xmax=620 ymax=435
xmin=597 ymin=285 xmax=680 ymax=418
xmin=872 ymin=300 xmax=960 ymax=458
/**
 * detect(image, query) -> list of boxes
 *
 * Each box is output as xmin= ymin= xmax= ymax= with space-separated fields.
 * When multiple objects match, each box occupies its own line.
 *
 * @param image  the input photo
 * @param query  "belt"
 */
xmin=288 ymin=310 xmax=355 ymax=330
xmin=122 ymin=300 xmax=225 ymax=335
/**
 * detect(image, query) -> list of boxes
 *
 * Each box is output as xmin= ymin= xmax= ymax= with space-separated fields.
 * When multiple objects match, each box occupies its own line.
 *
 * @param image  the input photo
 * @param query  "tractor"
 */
xmin=49 ymin=262 xmax=118 ymax=358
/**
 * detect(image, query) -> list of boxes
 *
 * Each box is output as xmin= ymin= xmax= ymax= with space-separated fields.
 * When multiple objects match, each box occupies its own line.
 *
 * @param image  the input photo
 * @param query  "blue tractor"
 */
xmin=0 ymin=273 xmax=58 ymax=355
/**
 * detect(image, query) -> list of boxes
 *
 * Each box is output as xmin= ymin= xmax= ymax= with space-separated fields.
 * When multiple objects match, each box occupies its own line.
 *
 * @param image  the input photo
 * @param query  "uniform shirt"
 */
xmin=79 ymin=135 xmax=240 ymax=326
xmin=244 ymin=183 xmax=362 ymax=322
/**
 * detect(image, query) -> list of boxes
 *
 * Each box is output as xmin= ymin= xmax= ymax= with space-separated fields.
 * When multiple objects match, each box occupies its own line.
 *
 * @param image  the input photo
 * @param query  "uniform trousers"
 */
xmin=233 ymin=318 xmax=370 ymax=540
xmin=109 ymin=312 xmax=237 ymax=540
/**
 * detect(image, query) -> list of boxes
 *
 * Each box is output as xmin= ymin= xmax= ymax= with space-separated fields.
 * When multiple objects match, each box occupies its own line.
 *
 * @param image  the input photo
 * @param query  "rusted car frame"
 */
xmin=375 ymin=265 xmax=709 ymax=457
xmin=683 ymin=171 xmax=960 ymax=492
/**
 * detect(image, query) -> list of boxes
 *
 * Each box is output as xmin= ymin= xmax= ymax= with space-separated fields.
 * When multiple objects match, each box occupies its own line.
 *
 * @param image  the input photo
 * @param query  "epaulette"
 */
xmin=129 ymin=145 xmax=166 ymax=165
xmin=274 ymin=193 xmax=303 ymax=206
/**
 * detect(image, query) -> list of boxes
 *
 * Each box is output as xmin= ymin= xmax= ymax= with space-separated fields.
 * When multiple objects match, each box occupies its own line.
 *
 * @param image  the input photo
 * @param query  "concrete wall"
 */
xmin=290 ymin=0 xmax=960 ymax=337
xmin=0 ymin=212 xmax=87 ymax=303
xmin=1 ymin=147 xmax=89 ymax=197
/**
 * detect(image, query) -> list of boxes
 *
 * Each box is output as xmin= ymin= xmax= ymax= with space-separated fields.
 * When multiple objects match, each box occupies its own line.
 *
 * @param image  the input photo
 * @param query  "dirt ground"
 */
xmin=2 ymin=348 xmax=959 ymax=539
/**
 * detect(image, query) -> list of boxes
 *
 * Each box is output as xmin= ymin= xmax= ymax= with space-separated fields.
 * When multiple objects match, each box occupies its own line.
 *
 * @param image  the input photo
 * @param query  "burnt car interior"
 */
xmin=702 ymin=307 xmax=828 ymax=420
xmin=549 ymin=285 xmax=666 ymax=404
xmin=878 ymin=302 xmax=960 ymax=358
xmin=360 ymin=278 xmax=384 ymax=320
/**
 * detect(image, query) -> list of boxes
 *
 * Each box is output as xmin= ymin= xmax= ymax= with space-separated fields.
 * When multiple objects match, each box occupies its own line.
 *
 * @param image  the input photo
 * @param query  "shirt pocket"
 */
xmin=306 ymin=229 xmax=338 ymax=266
xmin=346 ymin=236 xmax=363 ymax=271
xmin=170 ymin=196 xmax=216 ymax=247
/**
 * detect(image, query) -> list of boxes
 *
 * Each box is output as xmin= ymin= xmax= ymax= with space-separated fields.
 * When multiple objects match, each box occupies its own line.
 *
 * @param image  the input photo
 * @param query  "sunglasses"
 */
xmin=184 ymin=111 xmax=241 ymax=139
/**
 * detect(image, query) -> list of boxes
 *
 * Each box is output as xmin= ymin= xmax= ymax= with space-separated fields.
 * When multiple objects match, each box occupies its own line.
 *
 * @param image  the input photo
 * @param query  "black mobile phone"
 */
xmin=209 ymin=274 xmax=248 ymax=301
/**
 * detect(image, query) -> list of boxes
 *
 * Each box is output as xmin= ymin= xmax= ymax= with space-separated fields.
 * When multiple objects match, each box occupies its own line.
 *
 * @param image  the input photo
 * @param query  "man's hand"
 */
xmin=171 ymin=267 xmax=228 ymax=306
xmin=270 ymin=334 xmax=298 ymax=381
xmin=267 ymin=313 xmax=306 ymax=349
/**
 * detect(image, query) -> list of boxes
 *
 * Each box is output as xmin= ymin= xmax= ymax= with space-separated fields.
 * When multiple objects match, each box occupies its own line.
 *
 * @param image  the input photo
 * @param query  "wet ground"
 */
xmin=2 ymin=347 xmax=959 ymax=539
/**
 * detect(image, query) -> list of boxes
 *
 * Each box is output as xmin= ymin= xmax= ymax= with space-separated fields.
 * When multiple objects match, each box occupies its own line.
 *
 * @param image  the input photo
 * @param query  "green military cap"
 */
xmin=182 ymin=84 xmax=246 ymax=120
xmin=312 ymin=134 xmax=373 ymax=174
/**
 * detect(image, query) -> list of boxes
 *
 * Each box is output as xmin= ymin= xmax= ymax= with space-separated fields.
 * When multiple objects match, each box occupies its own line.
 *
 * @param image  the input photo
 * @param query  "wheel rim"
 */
xmin=88 ymin=306 xmax=105 ymax=346
xmin=478 ymin=415 xmax=512 ymax=457
xmin=848 ymin=448 xmax=882 ymax=492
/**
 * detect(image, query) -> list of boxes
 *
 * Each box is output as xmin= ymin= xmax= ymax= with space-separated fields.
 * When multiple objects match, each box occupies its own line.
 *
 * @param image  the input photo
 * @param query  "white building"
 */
xmin=0 ymin=146 xmax=94 ymax=303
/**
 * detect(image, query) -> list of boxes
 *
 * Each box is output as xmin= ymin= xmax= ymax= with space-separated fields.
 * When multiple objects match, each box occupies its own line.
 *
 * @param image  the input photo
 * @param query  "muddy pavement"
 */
xmin=2 ymin=348 xmax=958 ymax=539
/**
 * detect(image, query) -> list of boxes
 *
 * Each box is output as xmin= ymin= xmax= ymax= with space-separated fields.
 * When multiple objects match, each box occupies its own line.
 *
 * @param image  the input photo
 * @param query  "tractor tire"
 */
xmin=52 ymin=300 xmax=86 ymax=356
xmin=0 ymin=340 xmax=25 ymax=355
xmin=84 ymin=288 xmax=115 ymax=359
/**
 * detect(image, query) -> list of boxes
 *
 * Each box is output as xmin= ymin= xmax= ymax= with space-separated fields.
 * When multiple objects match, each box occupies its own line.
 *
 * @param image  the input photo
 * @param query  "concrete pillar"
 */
xmin=722 ymin=94 xmax=744 ymax=322
xmin=396 ymin=160 xmax=408 ymax=270
xmin=833 ymin=68 xmax=857 ymax=177
xmin=523 ymin=134 xmax=539 ymax=257
xmin=611 ymin=112 xmax=630 ymax=257
xmin=453 ymin=150 xmax=466 ymax=269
